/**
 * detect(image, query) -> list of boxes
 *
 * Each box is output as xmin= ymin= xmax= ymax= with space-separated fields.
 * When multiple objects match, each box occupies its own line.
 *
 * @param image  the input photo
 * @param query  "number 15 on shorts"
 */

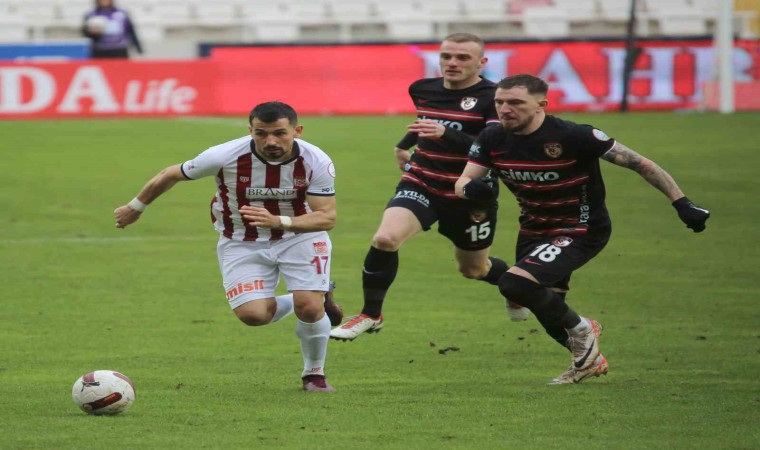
xmin=466 ymin=221 xmax=492 ymax=242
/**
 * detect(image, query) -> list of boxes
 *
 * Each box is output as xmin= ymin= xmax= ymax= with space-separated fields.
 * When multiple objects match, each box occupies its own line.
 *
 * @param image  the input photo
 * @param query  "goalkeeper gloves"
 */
xmin=672 ymin=197 xmax=710 ymax=233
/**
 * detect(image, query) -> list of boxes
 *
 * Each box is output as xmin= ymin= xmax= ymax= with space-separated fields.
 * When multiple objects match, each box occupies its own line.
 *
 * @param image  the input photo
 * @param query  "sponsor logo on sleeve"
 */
xmin=592 ymin=129 xmax=610 ymax=141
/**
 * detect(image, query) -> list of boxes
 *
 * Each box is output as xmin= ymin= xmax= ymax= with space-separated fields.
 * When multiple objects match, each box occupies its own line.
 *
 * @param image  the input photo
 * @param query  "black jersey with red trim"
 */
xmin=469 ymin=115 xmax=616 ymax=236
xmin=398 ymin=77 xmax=500 ymax=201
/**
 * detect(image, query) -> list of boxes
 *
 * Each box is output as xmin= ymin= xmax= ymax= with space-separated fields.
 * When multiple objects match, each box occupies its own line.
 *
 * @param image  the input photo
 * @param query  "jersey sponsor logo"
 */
xmin=468 ymin=143 xmax=481 ymax=158
xmin=418 ymin=116 xmax=463 ymax=130
xmin=226 ymin=280 xmax=264 ymax=300
xmin=544 ymin=143 xmax=563 ymax=158
xmin=393 ymin=189 xmax=430 ymax=206
xmin=552 ymin=236 xmax=573 ymax=247
xmin=500 ymin=169 xmax=560 ymax=182
xmin=245 ymin=187 xmax=298 ymax=200
xmin=313 ymin=241 xmax=329 ymax=255
xmin=523 ymin=258 xmax=542 ymax=266
xmin=460 ymin=96 xmax=478 ymax=110
xmin=592 ymin=129 xmax=610 ymax=141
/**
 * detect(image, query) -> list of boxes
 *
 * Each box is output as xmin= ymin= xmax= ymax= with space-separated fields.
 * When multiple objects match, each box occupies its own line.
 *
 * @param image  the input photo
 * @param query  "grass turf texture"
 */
xmin=0 ymin=113 xmax=758 ymax=449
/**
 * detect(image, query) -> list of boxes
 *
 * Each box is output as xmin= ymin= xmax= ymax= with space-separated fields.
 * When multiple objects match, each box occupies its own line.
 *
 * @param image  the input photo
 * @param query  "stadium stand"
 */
xmin=0 ymin=0 xmax=757 ymax=58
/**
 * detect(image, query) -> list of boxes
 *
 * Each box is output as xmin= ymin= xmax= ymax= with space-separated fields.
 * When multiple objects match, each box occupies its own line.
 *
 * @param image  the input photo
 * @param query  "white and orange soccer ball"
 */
xmin=71 ymin=370 xmax=135 ymax=415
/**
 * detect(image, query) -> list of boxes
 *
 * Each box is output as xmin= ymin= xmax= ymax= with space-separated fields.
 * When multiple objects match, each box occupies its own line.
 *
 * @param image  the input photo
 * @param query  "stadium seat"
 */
xmin=0 ymin=13 xmax=28 ymax=43
xmin=374 ymin=0 xmax=424 ymax=20
xmin=328 ymin=0 xmax=376 ymax=20
xmin=461 ymin=0 xmax=508 ymax=21
xmin=194 ymin=3 xmax=239 ymax=28
xmin=597 ymin=0 xmax=635 ymax=22
xmin=385 ymin=19 xmax=436 ymax=41
xmin=522 ymin=6 xmax=571 ymax=37
xmin=655 ymin=7 xmax=709 ymax=35
xmin=551 ymin=0 xmax=598 ymax=21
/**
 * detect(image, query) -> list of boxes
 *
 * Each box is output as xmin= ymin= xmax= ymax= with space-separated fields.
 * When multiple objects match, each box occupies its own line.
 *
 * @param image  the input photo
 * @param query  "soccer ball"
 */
xmin=85 ymin=15 xmax=109 ymax=34
xmin=71 ymin=370 xmax=135 ymax=415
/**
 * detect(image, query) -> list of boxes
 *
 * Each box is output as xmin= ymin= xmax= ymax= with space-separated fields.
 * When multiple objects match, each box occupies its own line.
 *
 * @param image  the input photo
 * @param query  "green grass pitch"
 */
xmin=0 ymin=112 xmax=758 ymax=449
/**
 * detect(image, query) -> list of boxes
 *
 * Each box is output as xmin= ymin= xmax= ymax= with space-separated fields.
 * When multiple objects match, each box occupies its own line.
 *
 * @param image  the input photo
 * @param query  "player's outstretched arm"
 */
xmin=601 ymin=142 xmax=709 ymax=232
xmin=113 ymin=164 xmax=188 ymax=229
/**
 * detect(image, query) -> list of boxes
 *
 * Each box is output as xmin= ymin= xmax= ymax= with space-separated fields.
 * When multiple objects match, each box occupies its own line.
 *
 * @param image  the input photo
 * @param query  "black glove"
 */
xmin=463 ymin=177 xmax=497 ymax=202
xmin=672 ymin=197 xmax=709 ymax=233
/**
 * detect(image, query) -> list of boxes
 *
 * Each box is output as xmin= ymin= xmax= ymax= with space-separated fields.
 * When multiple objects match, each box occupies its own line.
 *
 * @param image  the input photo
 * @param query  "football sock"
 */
xmin=295 ymin=314 xmax=331 ymax=378
xmin=536 ymin=291 xmax=571 ymax=348
xmin=271 ymin=294 xmax=294 ymax=323
xmin=361 ymin=246 xmax=398 ymax=318
xmin=499 ymin=272 xmax=582 ymax=334
xmin=480 ymin=257 xmax=509 ymax=285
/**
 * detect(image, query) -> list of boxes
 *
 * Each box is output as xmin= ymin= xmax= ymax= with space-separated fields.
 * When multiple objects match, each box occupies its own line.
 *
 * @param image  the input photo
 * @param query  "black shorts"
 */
xmin=387 ymin=181 xmax=498 ymax=251
xmin=514 ymin=228 xmax=611 ymax=291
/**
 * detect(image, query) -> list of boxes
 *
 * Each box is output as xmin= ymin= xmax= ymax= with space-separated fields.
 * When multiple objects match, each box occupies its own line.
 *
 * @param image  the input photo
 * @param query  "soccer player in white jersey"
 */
xmin=114 ymin=101 xmax=342 ymax=392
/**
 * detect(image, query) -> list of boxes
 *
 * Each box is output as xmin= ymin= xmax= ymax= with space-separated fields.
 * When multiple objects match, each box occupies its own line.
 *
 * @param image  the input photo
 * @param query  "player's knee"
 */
xmin=498 ymin=272 xmax=540 ymax=307
xmin=233 ymin=300 xmax=273 ymax=326
xmin=234 ymin=311 xmax=270 ymax=327
xmin=371 ymin=232 xmax=401 ymax=251
xmin=294 ymin=299 xmax=324 ymax=322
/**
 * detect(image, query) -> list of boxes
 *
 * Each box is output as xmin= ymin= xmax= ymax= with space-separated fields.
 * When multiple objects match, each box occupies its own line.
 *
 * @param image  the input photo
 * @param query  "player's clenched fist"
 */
xmin=113 ymin=205 xmax=142 ymax=229
xmin=672 ymin=197 xmax=710 ymax=233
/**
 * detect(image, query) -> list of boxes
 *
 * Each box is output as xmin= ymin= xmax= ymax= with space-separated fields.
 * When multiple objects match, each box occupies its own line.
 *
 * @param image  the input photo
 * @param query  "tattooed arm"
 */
xmin=601 ymin=141 xmax=684 ymax=202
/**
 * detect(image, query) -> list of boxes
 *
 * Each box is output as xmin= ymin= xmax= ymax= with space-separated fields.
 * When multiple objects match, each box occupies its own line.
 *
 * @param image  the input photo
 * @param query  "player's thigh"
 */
xmin=216 ymin=237 xmax=279 ymax=309
xmin=383 ymin=183 xmax=438 ymax=233
xmin=438 ymin=201 xmax=498 ymax=251
xmin=514 ymin=233 xmax=609 ymax=288
xmin=276 ymin=232 xmax=332 ymax=292
xmin=373 ymin=207 xmax=423 ymax=249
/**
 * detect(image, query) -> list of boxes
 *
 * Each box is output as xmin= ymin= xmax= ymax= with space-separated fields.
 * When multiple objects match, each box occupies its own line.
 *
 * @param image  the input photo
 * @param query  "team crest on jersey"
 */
xmin=293 ymin=176 xmax=308 ymax=188
xmin=313 ymin=241 xmax=329 ymax=255
xmin=544 ymin=143 xmax=563 ymax=158
xmin=239 ymin=176 xmax=250 ymax=183
xmin=552 ymin=236 xmax=573 ymax=247
xmin=460 ymin=97 xmax=478 ymax=110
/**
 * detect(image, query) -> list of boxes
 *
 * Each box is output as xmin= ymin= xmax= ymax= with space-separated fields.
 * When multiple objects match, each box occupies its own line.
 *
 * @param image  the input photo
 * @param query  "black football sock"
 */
xmin=479 ymin=257 xmax=509 ymax=285
xmin=361 ymin=246 xmax=398 ymax=318
xmin=499 ymin=273 xmax=581 ymax=346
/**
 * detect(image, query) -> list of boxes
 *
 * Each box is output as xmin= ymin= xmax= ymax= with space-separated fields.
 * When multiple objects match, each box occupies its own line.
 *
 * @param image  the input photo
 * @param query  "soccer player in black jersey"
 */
xmin=330 ymin=33 xmax=516 ymax=341
xmin=456 ymin=74 xmax=710 ymax=384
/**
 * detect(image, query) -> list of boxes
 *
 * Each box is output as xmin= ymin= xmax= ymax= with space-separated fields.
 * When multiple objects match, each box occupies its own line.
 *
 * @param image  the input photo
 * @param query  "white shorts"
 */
xmin=216 ymin=232 xmax=332 ymax=309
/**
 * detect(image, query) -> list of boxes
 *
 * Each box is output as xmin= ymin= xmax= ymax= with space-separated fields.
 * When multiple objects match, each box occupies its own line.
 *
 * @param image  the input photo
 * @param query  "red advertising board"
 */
xmin=210 ymin=39 xmax=760 ymax=114
xmin=0 ymin=60 xmax=216 ymax=119
xmin=1 ymin=39 xmax=758 ymax=119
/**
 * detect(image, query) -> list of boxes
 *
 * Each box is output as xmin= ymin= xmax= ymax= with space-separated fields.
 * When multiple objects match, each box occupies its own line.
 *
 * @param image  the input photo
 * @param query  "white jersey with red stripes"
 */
xmin=181 ymin=136 xmax=336 ymax=242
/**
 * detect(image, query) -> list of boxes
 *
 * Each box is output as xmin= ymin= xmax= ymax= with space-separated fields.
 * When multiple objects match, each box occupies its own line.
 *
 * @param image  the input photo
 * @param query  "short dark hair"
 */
xmin=249 ymin=101 xmax=298 ymax=125
xmin=497 ymin=74 xmax=549 ymax=96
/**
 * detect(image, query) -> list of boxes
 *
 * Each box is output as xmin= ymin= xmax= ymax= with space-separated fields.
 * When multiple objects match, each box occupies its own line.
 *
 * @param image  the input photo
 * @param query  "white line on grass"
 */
xmin=0 ymin=236 xmax=211 ymax=245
